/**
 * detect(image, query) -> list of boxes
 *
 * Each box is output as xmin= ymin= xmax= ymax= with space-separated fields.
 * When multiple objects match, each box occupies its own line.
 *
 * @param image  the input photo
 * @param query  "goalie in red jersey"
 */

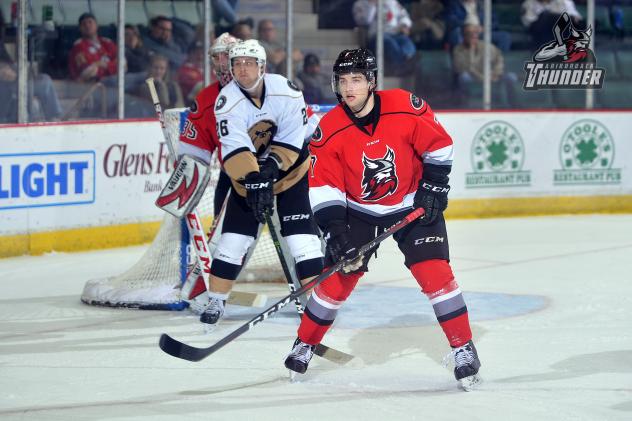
xmin=284 ymin=48 xmax=482 ymax=390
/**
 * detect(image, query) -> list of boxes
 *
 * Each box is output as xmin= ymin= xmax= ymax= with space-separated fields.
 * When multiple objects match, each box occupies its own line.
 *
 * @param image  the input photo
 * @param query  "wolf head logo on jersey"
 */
xmin=361 ymin=147 xmax=398 ymax=201
xmin=248 ymin=120 xmax=278 ymax=156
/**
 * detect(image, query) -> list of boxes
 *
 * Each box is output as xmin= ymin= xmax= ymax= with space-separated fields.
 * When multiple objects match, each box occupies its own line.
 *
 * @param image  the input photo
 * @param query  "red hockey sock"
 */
xmin=297 ymin=271 xmax=362 ymax=345
xmin=411 ymin=260 xmax=472 ymax=347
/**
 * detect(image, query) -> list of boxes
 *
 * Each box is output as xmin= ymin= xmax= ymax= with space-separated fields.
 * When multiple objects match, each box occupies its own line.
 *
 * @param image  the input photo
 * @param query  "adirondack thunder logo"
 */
xmin=523 ymin=12 xmax=605 ymax=90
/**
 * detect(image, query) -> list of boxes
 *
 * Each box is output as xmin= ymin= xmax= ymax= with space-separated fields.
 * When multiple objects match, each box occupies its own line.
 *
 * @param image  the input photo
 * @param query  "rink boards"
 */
xmin=1 ymin=110 xmax=631 ymax=256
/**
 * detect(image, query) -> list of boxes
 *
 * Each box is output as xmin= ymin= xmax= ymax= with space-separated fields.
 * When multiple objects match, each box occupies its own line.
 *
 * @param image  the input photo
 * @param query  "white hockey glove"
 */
xmin=156 ymin=154 xmax=210 ymax=218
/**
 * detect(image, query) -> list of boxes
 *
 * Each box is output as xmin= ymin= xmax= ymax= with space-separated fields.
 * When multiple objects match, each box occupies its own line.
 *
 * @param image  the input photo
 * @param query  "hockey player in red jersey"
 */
xmin=284 ymin=48 xmax=481 ymax=390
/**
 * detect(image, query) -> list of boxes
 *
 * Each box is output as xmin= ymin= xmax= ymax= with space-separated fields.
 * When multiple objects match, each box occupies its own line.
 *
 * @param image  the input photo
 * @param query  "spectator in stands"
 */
xmin=297 ymin=53 xmax=337 ymax=105
xmin=143 ymin=16 xmax=187 ymax=70
xmin=177 ymin=43 xmax=210 ymax=103
xmin=68 ymin=13 xmax=117 ymax=82
xmin=410 ymin=0 xmax=446 ymax=49
xmin=444 ymin=0 xmax=511 ymax=52
xmin=124 ymin=24 xmax=151 ymax=74
xmin=452 ymin=23 xmax=517 ymax=107
xmin=0 ymin=59 xmax=63 ymax=122
xmin=352 ymin=0 xmax=416 ymax=75
xmin=257 ymin=19 xmax=303 ymax=76
xmin=230 ymin=18 xmax=254 ymax=40
xmin=521 ymin=0 xmax=583 ymax=48
xmin=134 ymin=54 xmax=184 ymax=111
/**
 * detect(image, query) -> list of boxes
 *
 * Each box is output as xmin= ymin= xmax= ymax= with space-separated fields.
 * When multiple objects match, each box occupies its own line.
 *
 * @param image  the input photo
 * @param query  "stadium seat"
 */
xmin=615 ymin=49 xmax=632 ymax=80
xmin=494 ymin=3 xmax=523 ymax=33
xmin=597 ymin=80 xmax=632 ymax=108
xmin=598 ymin=50 xmax=619 ymax=80
xmin=126 ymin=0 xmax=148 ymax=25
xmin=415 ymin=50 xmax=456 ymax=108
xmin=173 ymin=1 xmax=200 ymax=26
xmin=552 ymin=89 xmax=589 ymax=109
xmin=145 ymin=0 xmax=175 ymax=20
xmin=88 ymin=0 xmax=119 ymax=25
xmin=516 ymin=89 xmax=556 ymax=109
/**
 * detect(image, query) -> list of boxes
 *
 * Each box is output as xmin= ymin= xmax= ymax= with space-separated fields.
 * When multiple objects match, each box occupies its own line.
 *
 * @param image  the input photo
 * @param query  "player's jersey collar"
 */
xmin=238 ymin=79 xmax=267 ymax=110
xmin=342 ymin=92 xmax=381 ymax=136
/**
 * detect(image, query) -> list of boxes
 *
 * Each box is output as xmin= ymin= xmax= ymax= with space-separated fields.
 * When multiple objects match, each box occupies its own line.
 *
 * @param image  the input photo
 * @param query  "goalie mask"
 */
xmin=229 ymin=39 xmax=267 ymax=92
xmin=210 ymin=32 xmax=240 ymax=87
xmin=331 ymin=48 xmax=378 ymax=104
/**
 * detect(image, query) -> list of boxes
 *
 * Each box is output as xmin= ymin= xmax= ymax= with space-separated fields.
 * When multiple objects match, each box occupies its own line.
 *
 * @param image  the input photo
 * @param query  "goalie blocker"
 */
xmin=156 ymin=154 xmax=211 ymax=218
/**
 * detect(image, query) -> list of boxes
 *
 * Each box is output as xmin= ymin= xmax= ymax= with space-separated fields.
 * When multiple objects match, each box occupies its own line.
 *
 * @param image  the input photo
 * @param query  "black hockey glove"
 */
xmin=413 ymin=178 xmax=450 ymax=225
xmin=324 ymin=220 xmax=363 ymax=274
xmin=244 ymin=158 xmax=278 ymax=224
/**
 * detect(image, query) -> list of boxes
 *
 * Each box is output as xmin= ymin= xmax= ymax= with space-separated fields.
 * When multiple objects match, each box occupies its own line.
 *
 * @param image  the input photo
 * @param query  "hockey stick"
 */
xmin=264 ymin=211 xmax=355 ymax=365
xmin=159 ymin=207 xmax=424 ymax=362
xmin=146 ymin=78 xmax=213 ymax=291
xmin=181 ymin=189 xmax=267 ymax=308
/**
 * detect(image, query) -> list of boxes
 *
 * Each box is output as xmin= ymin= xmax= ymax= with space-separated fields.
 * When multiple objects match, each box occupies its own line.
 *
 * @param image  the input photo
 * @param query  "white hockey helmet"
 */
xmin=209 ymin=32 xmax=240 ymax=86
xmin=228 ymin=39 xmax=267 ymax=92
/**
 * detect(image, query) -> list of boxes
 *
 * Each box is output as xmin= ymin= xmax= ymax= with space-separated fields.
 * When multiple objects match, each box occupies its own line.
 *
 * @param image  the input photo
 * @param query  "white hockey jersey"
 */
xmin=214 ymin=73 xmax=311 ymax=196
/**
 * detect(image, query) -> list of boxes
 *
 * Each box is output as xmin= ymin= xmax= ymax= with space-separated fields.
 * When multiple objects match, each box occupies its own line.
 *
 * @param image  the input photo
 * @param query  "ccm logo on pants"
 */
xmin=414 ymin=236 xmax=445 ymax=245
xmin=283 ymin=214 xmax=310 ymax=221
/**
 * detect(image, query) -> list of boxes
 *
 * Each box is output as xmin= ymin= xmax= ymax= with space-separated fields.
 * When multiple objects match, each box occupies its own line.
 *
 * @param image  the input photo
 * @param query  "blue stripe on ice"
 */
xmin=225 ymin=285 xmax=546 ymax=329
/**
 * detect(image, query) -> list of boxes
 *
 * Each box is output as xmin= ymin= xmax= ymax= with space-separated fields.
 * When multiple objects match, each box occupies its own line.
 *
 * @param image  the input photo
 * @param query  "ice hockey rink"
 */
xmin=1 ymin=214 xmax=631 ymax=421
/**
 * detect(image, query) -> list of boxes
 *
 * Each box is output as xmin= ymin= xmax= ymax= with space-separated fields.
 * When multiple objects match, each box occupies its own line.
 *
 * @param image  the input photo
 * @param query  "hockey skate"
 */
xmin=445 ymin=340 xmax=482 ymax=391
xmin=199 ymin=297 xmax=225 ymax=331
xmin=285 ymin=338 xmax=315 ymax=379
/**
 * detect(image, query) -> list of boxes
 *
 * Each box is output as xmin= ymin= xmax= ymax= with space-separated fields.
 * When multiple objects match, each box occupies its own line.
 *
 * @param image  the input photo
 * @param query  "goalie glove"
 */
xmin=156 ymin=154 xmax=211 ymax=218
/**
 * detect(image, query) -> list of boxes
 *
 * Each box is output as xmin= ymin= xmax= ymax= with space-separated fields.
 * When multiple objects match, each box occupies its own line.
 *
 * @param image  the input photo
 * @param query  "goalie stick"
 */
xmin=147 ymin=79 xmax=265 ymax=309
xmin=146 ymin=78 xmax=213 ymax=292
xmin=181 ymin=193 xmax=267 ymax=309
xmin=158 ymin=207 xmax=424 ymax=362
xmin=264 ymin=211 xmax=355 ymax=365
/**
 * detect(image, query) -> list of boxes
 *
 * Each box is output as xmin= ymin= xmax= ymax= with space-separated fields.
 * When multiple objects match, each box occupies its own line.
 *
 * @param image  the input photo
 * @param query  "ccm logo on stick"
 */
xmin=282 ymin=214 xmax=310 ymax=221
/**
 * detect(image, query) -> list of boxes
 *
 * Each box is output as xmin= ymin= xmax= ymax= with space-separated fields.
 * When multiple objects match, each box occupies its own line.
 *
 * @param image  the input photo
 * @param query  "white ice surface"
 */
xmin=1 ymin=215 xmax=632 ymax=421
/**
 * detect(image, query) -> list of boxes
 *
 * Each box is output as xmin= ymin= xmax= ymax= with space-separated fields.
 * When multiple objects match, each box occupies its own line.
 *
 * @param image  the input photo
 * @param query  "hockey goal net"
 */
xmin=81 ymin=108 xmax=283 ymax=310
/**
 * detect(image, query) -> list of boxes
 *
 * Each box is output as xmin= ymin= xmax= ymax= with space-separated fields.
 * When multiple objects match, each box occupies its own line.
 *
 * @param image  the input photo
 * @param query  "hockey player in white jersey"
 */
xmin=199 ymin=39 xmax=324 ymax=327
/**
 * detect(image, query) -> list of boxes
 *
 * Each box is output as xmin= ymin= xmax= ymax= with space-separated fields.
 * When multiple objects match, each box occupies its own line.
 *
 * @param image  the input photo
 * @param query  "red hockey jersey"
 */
xmin=178 ymin=82 xmax=222 ymax=164
xmin=308 ymin=89 xmax=453 ymax=222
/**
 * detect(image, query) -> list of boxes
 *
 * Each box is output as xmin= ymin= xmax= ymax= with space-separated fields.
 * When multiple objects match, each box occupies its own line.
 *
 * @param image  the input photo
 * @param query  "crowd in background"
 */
xmin=0 ymin=0 xmax=630 ymax=123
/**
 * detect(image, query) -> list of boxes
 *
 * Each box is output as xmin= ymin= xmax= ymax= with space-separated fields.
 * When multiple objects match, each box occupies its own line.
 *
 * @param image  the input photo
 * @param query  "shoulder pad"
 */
xmin=265 ymin=74 xmax=302 ymax=97
xmin=379 ymin=89 xmax=427 ymax=114
xmin=214 ymin=82 xmax=243 ymax=115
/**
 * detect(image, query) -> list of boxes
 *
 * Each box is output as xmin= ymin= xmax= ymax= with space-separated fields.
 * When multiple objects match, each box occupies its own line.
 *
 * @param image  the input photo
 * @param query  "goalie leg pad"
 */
xmin=155 ymin=154 xmax=210 ymax=218
xmin=210 ymin=233 xmax=255 ymax=280
xmin=285 ymin=234 xmax=324 ymax=279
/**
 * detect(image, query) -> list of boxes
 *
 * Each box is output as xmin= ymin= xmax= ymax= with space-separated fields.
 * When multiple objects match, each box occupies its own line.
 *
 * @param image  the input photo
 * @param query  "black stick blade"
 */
xmin=159 ymin=334 xmax=211 ymax=362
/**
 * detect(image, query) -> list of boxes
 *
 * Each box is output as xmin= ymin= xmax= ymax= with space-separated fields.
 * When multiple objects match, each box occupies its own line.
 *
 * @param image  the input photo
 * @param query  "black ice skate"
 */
xmin=284 ymin=338 xmax=315 ymax=375
xmin=199 ymin=297 xmax=225 ymax=329
xmin=449 ymin=340 xmax=482 ymax=391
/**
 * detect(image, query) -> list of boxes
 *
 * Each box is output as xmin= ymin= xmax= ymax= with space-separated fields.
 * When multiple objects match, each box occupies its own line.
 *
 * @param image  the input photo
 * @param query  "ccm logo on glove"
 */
xmin=421 ymin=182 xmax=450 ymax=194
xmin=245 ymin=181 xmax=270 ymax=189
